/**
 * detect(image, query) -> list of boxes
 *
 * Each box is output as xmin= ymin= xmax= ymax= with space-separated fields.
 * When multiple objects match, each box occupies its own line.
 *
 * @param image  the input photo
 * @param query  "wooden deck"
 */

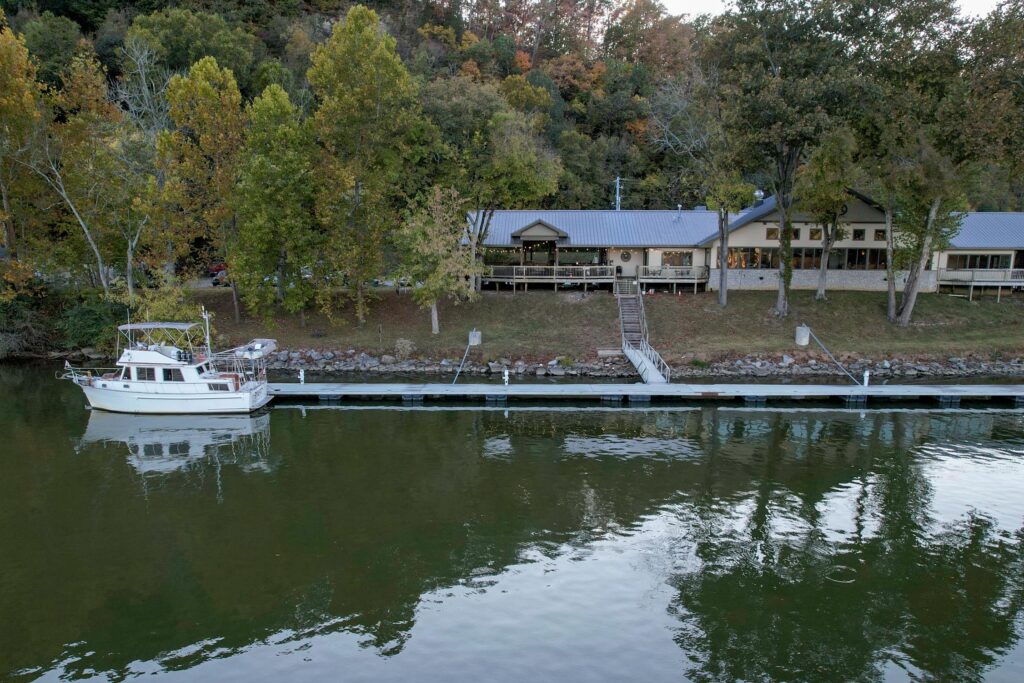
xmin=269 ymin=382 xmax=1024 ymax=407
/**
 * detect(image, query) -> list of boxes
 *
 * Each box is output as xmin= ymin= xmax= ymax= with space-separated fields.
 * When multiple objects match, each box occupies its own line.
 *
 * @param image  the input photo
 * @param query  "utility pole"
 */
xmin=614 ymin=176 xmax=621 ymax=211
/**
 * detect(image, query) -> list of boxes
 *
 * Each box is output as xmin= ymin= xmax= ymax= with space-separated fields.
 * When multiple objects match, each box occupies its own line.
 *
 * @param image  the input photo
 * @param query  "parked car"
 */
xmin=208 ymin=262 xmax=227 ymax=277
xmin=212 ymin=269 xmax=229 ymax=286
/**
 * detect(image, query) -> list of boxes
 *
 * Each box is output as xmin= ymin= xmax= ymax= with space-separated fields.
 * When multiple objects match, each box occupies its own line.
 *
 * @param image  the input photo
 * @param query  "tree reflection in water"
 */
xmin=2 ymin=370 xmax=1024 ymax=683
xmin=670 ymin=410 xmax=1024 ymax=682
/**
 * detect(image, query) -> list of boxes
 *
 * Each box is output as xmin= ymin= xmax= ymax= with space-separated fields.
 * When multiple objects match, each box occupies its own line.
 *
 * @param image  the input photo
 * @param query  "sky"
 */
xmin=662 ymin=0 xmax=1003 ymax=18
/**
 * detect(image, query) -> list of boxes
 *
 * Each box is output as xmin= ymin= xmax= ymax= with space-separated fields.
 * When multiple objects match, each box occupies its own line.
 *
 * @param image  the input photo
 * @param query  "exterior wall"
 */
xmin=707 ymin=268 xmax=938 ymax=293
xmin=708 ymin=219 xmax=889 ymax=266
xmin=606 ymin=247 xmax=640 ymax=276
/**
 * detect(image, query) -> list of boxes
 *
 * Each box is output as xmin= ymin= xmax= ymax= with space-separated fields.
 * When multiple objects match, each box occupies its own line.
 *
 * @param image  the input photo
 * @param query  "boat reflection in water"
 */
xmin=79 ymin=409 xmax=273 ymax=477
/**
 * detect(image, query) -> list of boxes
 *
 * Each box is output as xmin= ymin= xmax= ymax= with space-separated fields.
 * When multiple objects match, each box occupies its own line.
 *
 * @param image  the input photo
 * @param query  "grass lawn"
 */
xmin=646 ymin=290 xmax=1024 ymax=361
xmin=195 ymin=287 xmax=1024 ymax=362
xmin=196 ymin=288 xmax=621 ymax=362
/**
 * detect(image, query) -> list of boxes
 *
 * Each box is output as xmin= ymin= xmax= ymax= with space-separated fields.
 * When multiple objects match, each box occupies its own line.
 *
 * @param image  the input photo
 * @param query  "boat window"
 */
xmin=168 ymin=442 xmax=190 ymax=455
xmin=208 ymin=383 xmax=230 ymax=392
xmin=163 ymin=368 xmax=185 ymax=382
xmin=134 ymin=367 xmax=156 ymax=381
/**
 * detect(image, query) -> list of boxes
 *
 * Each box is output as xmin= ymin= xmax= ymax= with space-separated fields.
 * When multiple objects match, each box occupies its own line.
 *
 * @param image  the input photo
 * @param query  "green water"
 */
xmin=2 ymin=364 xmax=1024 ymax=682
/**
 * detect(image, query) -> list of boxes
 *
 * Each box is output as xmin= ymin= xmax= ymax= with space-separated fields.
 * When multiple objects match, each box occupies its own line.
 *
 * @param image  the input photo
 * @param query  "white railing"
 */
xmin=638 ymin=265 xmax=710 ymax=281
xmin=618 ymin=292 xmax=671 ymax=382
xmin=938 ymin=268 xmax=1024 ymax=283
xmin=484 ymin=265 xmax=616 ymax=281
xmin=614 ymin=278 xmax=639 ymax=296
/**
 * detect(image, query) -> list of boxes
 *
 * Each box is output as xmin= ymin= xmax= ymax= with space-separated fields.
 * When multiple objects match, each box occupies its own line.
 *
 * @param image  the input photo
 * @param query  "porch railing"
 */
xmin=637 ymin=265 xmax=710 ymax=281
xmin=484 ymin=265 xmax=616 ymax=281
xmin=938 ymin=268 xmax=1024 ymax=283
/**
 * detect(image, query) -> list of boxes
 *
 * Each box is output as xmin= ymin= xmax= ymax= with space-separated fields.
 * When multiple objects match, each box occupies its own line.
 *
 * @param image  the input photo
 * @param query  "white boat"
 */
xmin=62 ymin=311 xmax=276 ymax=414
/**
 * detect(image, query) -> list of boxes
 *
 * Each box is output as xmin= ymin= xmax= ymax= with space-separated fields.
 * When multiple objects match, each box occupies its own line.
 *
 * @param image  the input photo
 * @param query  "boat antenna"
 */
xmin=202 ymin=306 xmax=212 ymax=354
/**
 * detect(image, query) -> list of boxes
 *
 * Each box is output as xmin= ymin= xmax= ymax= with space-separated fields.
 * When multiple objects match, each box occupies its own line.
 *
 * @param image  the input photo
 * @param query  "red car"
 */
xmin=208 ymin=262 xmax=227 ymax=277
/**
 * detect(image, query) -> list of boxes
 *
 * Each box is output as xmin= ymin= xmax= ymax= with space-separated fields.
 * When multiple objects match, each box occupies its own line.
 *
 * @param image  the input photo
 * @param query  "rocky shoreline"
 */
xmin=35 ymin=347 xmax=1024 ymax=380
xmin=253 ymin=348 xmax=1024 ymax=380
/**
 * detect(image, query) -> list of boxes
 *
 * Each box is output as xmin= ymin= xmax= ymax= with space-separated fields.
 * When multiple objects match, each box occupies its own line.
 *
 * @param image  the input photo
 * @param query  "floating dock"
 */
xmin=269 ymin=382 xmax=1024 ymax=408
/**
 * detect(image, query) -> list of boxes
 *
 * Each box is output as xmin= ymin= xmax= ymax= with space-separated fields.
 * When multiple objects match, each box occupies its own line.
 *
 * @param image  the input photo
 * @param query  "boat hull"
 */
xmin=79 ymin=383 xmax=272 ymax=414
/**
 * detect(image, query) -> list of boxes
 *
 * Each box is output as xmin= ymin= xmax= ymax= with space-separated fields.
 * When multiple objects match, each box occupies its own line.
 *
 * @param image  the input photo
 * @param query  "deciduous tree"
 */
xmin=398 ymin=186 xmax=482 ymax=334
xmin=233 ymin=84 xmax=321 ymax=322
xmin=308 ymin=5 xmax=420 ymax=324
xmin=0 ymin=9 xmax=42 ymax=261
xmin=161 ymin=56 xmax=246 ymax=320
xmin=795 ymin=127 xmax=857 ymax=301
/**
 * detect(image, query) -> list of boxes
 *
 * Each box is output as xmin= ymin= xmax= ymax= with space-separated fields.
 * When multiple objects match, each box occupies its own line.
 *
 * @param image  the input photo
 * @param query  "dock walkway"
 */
xmin=269 ymin=382 xmax=1024 ymax=407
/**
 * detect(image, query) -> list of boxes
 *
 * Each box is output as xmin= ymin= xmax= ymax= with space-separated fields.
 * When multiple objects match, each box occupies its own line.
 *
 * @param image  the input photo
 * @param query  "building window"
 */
xmin=208 ymin=383 xmax=230 ymax=392
xmin=766 ymin=227 xmax=779 ymax=240
xmin=662 ymin=251 xmax=693 ymax=267
xmin=948 ymin=253 xmax=1012 ymax=269
xmin=874 ymin=229 xmax=887 ymax=241
xmin=134 ymin=367 xmax=156 ymax=381
xmin=809 ymin=228 xmax=823 ymax=241
xmin=728 ymin=248 xmax=780 ymax=269
xmin=792 ymin=228 xmax=801 ymax=241
xmin=163 ymin=368 xmax=184 ymax=382
xmin=852 ymin=229 xmax=865 ymax=241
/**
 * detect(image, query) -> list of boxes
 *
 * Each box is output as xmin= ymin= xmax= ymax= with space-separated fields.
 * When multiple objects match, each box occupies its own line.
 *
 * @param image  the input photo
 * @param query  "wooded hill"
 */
xmin=0 ymin=0 xmax=1021 ymax=344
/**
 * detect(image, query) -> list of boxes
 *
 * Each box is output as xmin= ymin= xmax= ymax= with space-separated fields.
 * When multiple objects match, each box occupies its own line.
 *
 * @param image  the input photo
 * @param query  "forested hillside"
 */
xmin=0 ymin=0 xmax=1021 ymax=348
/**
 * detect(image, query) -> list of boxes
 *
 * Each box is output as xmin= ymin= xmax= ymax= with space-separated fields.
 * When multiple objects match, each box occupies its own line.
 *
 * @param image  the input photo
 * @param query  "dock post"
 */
xmin=744 ymin=396 xmax=767 ymax=406
xmin=485 ymin=394 xmax=508 ymax=404
xmin=1014 ymin=396 xmax=1024 ymax=408
xmin=844 ymin=395 xmax=868 ymax=408
xmin=402 ymin=394 xmax=424 ymax=404
xmin=937 ymin=396 xmax=961 ymax=409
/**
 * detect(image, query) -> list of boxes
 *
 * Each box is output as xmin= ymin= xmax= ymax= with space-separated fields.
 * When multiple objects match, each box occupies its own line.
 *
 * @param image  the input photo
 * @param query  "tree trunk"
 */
xmin=1 ymin=182 xmax=16 ymax=261
xmin=126 ymin=244 xmax=135 ymax=300
xmin=815 ymin=223 xmax=835 ymax=301
xmin=229 ymin=281 xmax=241 ymax=323
xmin=774 ymin=206 xmax=792 ymax=317
xmin=430 ymin=301 xmax=439 ymax=335
xmin=884 ymin=206 xmax=898 ymax=322
xmin=717 ymin=210 xmax=729 ymax=307
xmin=356 ymin=281 xmax=366 ymax=325
xmin=896 ymin=197 xmax=941 ymax=328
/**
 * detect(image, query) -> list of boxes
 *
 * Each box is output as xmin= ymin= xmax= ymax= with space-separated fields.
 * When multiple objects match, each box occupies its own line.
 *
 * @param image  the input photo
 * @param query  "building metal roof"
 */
xmin=476 ymin=207 xmax=1024 ymax=251
xmin=479 ymin=210 xmax=720 ymax=248
xmin=949 ymin=212 xmax=1024 ymax=250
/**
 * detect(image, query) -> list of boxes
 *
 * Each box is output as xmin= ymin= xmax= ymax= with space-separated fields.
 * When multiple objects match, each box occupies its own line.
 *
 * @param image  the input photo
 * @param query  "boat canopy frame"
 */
xmin=118 ymin=322 xmax=207 ymax=355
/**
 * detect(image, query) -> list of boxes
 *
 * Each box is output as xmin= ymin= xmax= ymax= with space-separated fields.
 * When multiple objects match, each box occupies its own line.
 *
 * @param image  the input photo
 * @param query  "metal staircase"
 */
xmin=616 ymin=283 xmax=670 ymax=384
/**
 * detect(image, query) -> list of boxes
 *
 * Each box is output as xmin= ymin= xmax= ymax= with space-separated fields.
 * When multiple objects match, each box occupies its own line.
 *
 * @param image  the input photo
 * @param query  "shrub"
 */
xmin=59 ymin=296 xmax=123 ymax=352
xmin=0 ymin=297 xmax=51 ymax=359
xmin=394 ymin=338 xmax=416 ymax=360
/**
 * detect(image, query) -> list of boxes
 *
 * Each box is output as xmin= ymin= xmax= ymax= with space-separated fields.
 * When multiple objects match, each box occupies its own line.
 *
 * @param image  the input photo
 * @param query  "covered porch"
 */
xmin=938 ymin=267 xmax=1024 ymax=301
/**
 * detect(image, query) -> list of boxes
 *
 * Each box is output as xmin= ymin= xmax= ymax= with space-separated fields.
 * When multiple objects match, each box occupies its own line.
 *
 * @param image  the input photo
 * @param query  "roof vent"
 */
xmin=753 ymin=189 xmax=765 ymax=207
xmin=677 ymin=204 xmax=683 ymax=218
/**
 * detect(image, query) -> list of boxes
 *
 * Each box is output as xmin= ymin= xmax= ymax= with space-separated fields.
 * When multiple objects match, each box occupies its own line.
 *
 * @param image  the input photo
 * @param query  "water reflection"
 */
xmin=2 ymin=381 xmax=1024 ymax=681
xmin=79 ymin=410 xmax=273 ymax=476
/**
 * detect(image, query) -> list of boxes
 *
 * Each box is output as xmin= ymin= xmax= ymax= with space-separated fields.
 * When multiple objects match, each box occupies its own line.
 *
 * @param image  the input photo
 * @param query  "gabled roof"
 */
xmin=511 ymin=219 xmax=568 ymax=238
xmin=949 ymin=212 xmax=1024 ymax=250
xmin=481 ymin=210 xmax=720 ymax=248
